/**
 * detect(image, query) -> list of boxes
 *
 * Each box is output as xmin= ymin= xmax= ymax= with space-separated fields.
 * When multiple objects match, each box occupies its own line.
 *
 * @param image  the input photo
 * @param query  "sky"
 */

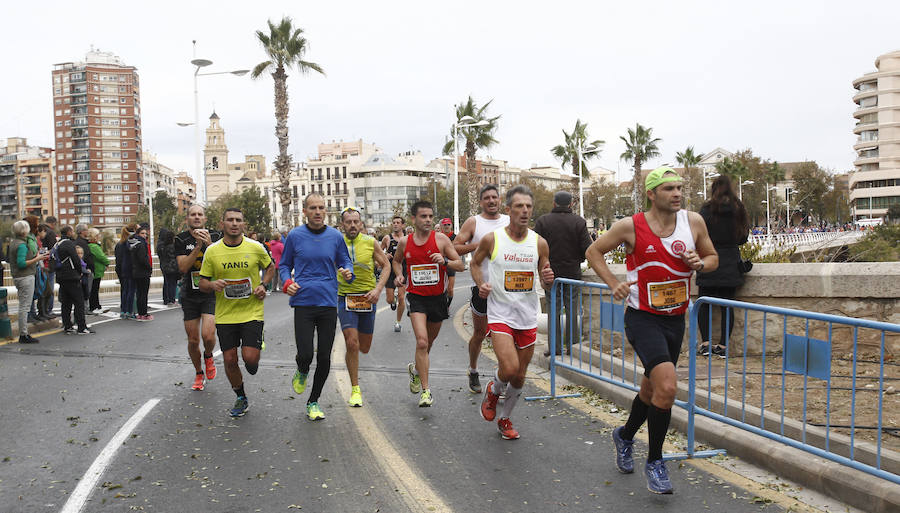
xmin=3 ymin=1 xmax=899 ymax=184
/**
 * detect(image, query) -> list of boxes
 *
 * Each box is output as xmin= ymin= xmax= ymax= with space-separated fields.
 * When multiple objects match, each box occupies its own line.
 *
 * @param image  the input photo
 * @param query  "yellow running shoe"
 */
xmin=292 ymin=370 xmax=308 ymax=394
xmin=348 ymin=386 xmax=363 ymax=407
xmin=418 ymin=388 xmax=433 ymax=407
xmin=306 ymin=401 xmax=325 ymax=421
xmin=408 ymin=362 xmax=421 ymax=394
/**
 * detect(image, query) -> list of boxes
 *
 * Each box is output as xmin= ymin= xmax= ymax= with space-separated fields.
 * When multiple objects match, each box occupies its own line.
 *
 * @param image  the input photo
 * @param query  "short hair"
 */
xmin=479 ymin=184 xmax=500 ymax=200
xmin=60 ymin=225 xmax=74 ymax=238
xmin=38 ymin=223 xmax=50 ymax=234
xmin=87 ymin=228 xmax=100 ymax=242
xmin=410 ymin=200 xmax=433 ymax=216
xmin=12 ymin=220 xmax=30 ymax=238
xmin=341 ymin=207 xmax=361 ymax=221
xmin=44 ymin=216 xmax=57 ymax=224
xmin=223 ymin=207 xmax=243 ymax=220
xmin=187 ymin=204 xmax=205 ymax=215
xmin=303 ymin=192 xmax=324 ymax=208
xmin=392 ymin=215 xmax=405 ymax=223
xmin=75 ymin=223 xmax=88 ymax=234
xmin=505 ymin=184 xmax=534 ymax=206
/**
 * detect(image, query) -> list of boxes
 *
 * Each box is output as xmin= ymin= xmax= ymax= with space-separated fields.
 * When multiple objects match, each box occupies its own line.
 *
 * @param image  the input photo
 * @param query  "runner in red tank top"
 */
xmin=392 ymin=200 xmax=464 ymax=407
xmin=585 ymin=167 xmax=717 ymax=494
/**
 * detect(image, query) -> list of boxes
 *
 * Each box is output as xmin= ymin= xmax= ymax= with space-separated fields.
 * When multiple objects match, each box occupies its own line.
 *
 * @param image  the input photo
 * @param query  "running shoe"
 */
xmin=191 ymin=372 xmax=205 ymax=391
xmin=76 ymin=327 xmax=95 ymax=335
xmin=18 ymin=335 xmax=38 ymax=344
xmin=645 ymin=459 xmax=673 ymax=494
xmin=390 ymin=302 xmax=397 ymax=311
xmin=348 ymin=386 xmax=363 ymax=407
xmin=468 ymin=370 xmax=482 ymax=393
xmin=306 ymin=402 xmax=325 ymax=421
xmin=612 ymin=426 xmax=635 ymax=474
xmin=497 ymin=418 xmax=520 ymax=440
xmin=697 ymin=344 xmax=710 ymax=357
xmin=418 ymin=388 xmax=433 ymax=407
xmin=204 ymin=355 xmax=217 ymax=381
xmin=712 ymin=345 xmax=727 ymax=359
xmin=119 ymin=312 xmax=127 ymax=320
xmin=229 ymin=396 xmax=249 ymax=417
xmin=407 ymin=363 xmax=421 ymax=394
xmin=292 ymin=370 xmax=308 ymax=394
xmin=64 ymin=327 xmax=77 ymax=335
xmin=480 ymin=380 xmax=499 ymax=421
xmin=393 ymin=322 xmax=401 ymax=332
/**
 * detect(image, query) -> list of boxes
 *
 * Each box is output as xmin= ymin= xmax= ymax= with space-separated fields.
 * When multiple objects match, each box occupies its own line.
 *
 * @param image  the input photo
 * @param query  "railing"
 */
xmin=749 ymin=231 xmax=866 ymax=254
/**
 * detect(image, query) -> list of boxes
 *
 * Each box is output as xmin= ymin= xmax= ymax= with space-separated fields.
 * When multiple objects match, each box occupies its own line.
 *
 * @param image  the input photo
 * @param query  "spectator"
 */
xmin=534 ymin=190 xmax=592 ymax=356
xmin=56 ymin=225 xmax=92 ymax=335
xmin=87 ymin=228 xmax=110 ymax=314
xmin=29 ymin=222 xmax=49 ymax=322
xmin=34 ymin=223 xmax=54 ymax=321
xmin=41 ymin=216 xmax=59 ymax=319
xmin=129 ymin=226 xmax=153 ymax=321
xmin=157 ymin=228 xmax=179 ymax=305
xmin=74 ymin=223 xmax=94 ymax=313
xmin=269 ymin=231 xmax=285 ymax=292
xmin=115 ymin=225 xmax=136 ymax=319
xmin=697 ymin=175 xmax=750 ymax=358
xmin=8 ymin=220 xmax=48 ymax=343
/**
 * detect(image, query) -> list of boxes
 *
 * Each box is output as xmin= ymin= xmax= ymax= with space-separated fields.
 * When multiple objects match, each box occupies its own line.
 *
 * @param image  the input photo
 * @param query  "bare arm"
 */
xmin=537 ymin=236 xmax=554 ymax=290
xmin=453 ymin=217 xmax=478 ymax=256
xmin=177 ymin=245 xmax=202 ymax=274
xmin=585 ymin=218 xmax=636 ymax=301
xmin=391 ymin=237 xmax=407 ymax=287
xmin=687 ymin=212 xmax=719 ymax=273
xmin=198 ymin=276 xmax=225 ymax=294
xmin=437 ymin=233 xmax=465 ymax=272
xmin=470 ymin=234 xmax=494 ymax=298
xmin=365 ymin=242 xmax=392 ymax=303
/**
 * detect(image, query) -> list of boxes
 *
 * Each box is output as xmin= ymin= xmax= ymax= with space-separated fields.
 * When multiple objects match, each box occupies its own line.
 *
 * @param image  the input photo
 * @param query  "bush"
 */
xmin=740 ymin=241 xmax=795 ymax=263
xmin=849 ymin=224 xmax=900 ymax=262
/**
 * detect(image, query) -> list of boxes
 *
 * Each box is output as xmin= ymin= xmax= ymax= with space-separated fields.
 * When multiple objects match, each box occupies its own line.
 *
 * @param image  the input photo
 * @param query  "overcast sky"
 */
xmin=3 ymin=1 xmax=899 ymax=183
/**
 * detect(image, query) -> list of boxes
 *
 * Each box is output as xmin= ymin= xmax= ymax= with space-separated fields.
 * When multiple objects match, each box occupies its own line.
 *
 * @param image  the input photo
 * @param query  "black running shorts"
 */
xmin=406 ymin=292 xmax=449 ymax=323
xmin=623 ymin=307 xmax=685 ymax=376
xmin=470 ymin=286 xmax=487 ymax=316
xmin=181 ymin=293 xmax=215 ymax=321
xmin=217 ymin=320 xmax=264 ymax=352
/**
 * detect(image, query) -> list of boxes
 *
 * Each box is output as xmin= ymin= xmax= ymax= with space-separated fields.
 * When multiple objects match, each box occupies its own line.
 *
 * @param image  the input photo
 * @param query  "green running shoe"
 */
xmin=348 ymin=385 xmax=363 ymax=407
xmin=306 ymin=401 xmax=325 ymax=421
xmin=229 ymin=396 xmax=249 ymax=417
xmin=407 ymin=363 xmax=421 ymax=394
xmin=292 ymin=370 xmax=308 ymax=394
xmin=418 ymin=388 xmax=433 ymax=407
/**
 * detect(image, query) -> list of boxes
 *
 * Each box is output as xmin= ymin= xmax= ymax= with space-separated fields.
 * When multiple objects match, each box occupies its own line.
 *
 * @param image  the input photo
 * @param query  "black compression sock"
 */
xmin=621 ymin=394 xmax=650 ymax=440
xmin=233 ymin=384 xmax=246 ymax=398
xmin=245 ymin=361 xmax=258 ymax=375
xmin=647 ymin=405 xmax=672 ymax=462
xmin=203 ymin=352 xmax=213 ymax=359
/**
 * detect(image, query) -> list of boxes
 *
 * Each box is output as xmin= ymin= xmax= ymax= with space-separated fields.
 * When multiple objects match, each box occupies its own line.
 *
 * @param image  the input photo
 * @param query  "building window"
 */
xmin=327 ymin=184 xmax=331 ymax=195
xmin=342 ymin=167 xmax=347 ymax=179
xmin=301 ymin=185 xmax=305 ymax=196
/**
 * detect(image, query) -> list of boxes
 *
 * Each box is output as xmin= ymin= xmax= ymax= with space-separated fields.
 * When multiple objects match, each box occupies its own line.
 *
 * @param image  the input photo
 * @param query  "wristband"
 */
xmin=443 ymin=257 xmax=449 ymax=267
xmin=282 ymin=279 xmax=295 ymax=294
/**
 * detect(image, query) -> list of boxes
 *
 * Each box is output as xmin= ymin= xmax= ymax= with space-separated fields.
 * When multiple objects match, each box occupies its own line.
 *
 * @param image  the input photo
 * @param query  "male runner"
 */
xmin=198 ymin=208 xmax=274 ymax=418
xmin=175 ymin=204 xmax=222 ymax=391
xmin=439 ymin=218 xmax=456 ymax=307
xmin=338 ymin=207 xmax=390 ymax=407
xmin=585 ymin=167 xmax=718 ymax=494
xmin=473 ymin=185 xmax=554 ymax=440
xmin=280 ymin=193 xmax=354 ymax=421
xmin=392 ymin=200 xmax=464 ymax=407
xmin=381 ymin=216 xmax=406 ymax=332
xmin=453 ymin=184 xmax=509 ymax=393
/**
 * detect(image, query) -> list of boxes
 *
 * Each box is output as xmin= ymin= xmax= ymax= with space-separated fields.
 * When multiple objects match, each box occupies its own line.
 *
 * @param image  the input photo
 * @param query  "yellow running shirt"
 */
xmin=199 ymin=237 xmax=273 ymax=324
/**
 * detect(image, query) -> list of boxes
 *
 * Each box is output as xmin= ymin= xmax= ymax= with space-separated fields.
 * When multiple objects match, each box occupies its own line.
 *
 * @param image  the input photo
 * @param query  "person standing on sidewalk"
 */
xmin=8 ymin=220 xmax=48 ymax=343
xmin=534 ymin=190 xmax=592 ymax=356
xmin=474 ymin=185 xmax=554 ymax=439
xmin=87 ymin=229 xmax=109 ymax=314
xmin=381 ymin=216 xmax=407 ymax=332
xmin=585 ymin=167 xmax=717 ymax=494
xmin=268 ymin=231 xmax=284 ymax=293
xmin=74 ymin=223 xmax=94 ymax=314
xmin=129 ymin=226 xmax=153 ymax=321
xmin=114 ymin=225 xmax=136 ymax=320
xmin=157 ymin=228 xmax=179 ymax=306
xmin=56 ymin=225 xmax=93 ymax=335
xmin=40 ymin=216 xmax=58 ymax=319
xmin=453 ymin=185 xmax=509 ymax=394
xmin=280 ymin=193 xmax=354 ymax=421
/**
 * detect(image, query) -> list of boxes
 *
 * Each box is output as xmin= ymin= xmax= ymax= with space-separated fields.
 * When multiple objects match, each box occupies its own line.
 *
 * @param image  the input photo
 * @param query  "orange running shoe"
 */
xmin=204 ymin=355 xmax=216 ymax=381
xmin=191 ymin=372 xmax=205 ymax=391
xmin=480 ymin=380 xmax=500 ymax=422
xmin=497 ymin=418 xmax=519 ymax=440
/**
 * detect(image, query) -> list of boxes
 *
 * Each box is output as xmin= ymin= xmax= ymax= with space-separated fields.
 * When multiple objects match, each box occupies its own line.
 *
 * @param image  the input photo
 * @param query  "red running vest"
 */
xmin=625 ymin=211 xmax=695 ymax=316
xmin=404 ymin=230 xmax=446 ymax=296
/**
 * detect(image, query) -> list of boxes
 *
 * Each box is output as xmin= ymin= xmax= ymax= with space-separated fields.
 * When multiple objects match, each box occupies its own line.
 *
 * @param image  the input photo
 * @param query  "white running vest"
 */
xmin=473 ymin=213 xmax=510 ymax=282
xmin=487 ymin=228 xmax=540 ymax=330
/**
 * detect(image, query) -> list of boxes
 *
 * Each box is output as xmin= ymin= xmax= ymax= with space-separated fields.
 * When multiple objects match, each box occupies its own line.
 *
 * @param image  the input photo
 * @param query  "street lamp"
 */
xmin=702 ymin=171 xmax=720 ymax=200
xmin=739 ymin=179 xmax=754 ymax=201
xmin=452 ymin=115 xmax=491 ymax=234
xmin=576 ymin=145 xmax=601 ymax=219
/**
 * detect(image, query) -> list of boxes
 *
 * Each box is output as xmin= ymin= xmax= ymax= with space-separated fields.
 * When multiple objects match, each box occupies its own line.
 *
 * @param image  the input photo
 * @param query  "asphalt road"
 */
xmin=0 ymin=275 xmax=786 ymax=513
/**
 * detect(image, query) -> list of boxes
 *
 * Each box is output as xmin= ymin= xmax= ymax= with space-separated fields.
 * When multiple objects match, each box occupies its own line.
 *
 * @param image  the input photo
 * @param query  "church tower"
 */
xmin=204 ymin=112 xmax=230 ymax=202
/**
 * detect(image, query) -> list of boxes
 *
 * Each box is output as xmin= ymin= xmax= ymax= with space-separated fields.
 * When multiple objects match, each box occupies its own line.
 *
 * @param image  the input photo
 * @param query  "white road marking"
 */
xmin=59 ymin=398 xmax=161 ymax=513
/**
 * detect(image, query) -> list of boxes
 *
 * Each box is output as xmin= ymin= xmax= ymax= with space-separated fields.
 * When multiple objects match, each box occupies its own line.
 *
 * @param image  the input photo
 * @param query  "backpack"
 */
xmin=50 ymin=240 xmax=68 ymax=271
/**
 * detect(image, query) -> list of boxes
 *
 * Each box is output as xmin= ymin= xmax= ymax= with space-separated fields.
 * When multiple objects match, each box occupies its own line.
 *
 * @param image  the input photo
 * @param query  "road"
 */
xmin=0 ymin=274 xmax=788 ymax=513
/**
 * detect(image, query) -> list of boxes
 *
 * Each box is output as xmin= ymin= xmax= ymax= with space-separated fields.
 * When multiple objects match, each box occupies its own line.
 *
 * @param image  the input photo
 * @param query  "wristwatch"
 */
xmin=443 ymin=257 xmax=449 ymax=266
xmin=697 ymin=260 xmax=705 ymax=272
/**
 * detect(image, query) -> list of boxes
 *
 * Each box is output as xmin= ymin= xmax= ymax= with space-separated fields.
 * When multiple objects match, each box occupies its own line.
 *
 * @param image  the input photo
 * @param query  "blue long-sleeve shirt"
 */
xmin=279 ymin=224 xmax=353 ymax=307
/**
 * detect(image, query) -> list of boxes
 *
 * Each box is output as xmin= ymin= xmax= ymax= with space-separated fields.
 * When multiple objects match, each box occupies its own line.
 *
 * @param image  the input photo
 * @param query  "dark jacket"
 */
xmin=114 ymin=240 xmax=133 ymax=279
xmin=157 ymin=241 xmax=179 ymax=275
xmin=75 ymin=236 xmax=94 ymax=273
xmin=41 ymin=228 xmax=58 ymax=253
xmin=128 ymin=235 xmax=152 ymax=279
xmin=55 ymin=237 xmax=82 ymax=282
xmin=534 ymin=206 xmax=592 ymax=280
xmin=697 ymin=202 xmax=749 ymax=288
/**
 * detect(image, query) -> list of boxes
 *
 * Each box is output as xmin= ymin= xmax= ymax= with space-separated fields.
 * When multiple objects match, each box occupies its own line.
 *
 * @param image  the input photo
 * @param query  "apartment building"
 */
xmin=0 ymin=138 xmax=55 ymax=219
xmin=142 ymin=151 xmax=178 ymax=198
xmin=174 ymin=172 xmax=197 ymax=214
xmin=353 ymin=150 xmax=447 ymax=226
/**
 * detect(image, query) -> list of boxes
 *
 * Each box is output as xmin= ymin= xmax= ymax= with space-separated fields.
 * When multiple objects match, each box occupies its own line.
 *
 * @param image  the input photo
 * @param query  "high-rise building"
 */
xmin=51 ymin=49 xmax=142 ymax=229
xmin=0 ymin=137 xmax=55 ymax=219
xmin=850 ymin=50 xmax=900 ymax=220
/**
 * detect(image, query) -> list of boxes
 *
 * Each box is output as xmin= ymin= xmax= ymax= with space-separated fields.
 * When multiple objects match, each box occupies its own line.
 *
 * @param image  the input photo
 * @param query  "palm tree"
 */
xmin=441 ymin=96 xmax=500 ymax=217
xmin=619 ymin=123 xmax=662 ymax=214
xmin=252 ymin=17 xmax=324 ymax=228
xmin=551 ymin=119 xmax=605 ymax=179
xmin=675 ymin=146 xmax=702 ymax=210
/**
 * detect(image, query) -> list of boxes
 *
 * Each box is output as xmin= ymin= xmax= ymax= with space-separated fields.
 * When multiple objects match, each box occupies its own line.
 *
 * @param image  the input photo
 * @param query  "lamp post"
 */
xmin=576 ymin=144 xmax=601 ymax=219
xmin=739 ymin=179 xmax=754 ymax=200
xmin=452 ymin=116 xmax=490 ymax=234
xmin=702 ymin=171 xmax=720 ymax=200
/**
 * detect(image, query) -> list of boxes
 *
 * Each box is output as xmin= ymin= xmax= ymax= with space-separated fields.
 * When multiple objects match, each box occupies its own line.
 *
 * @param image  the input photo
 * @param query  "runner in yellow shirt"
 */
xmin=199 ymin=208 xmax=274 ymax=417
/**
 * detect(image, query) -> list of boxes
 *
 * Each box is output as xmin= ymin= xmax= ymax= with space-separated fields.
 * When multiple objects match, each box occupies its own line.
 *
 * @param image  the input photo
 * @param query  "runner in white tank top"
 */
xmin=454 ymin=184 xmax=510 ymax=393
xmin=471 ymin=185 xmax=554 ymax=440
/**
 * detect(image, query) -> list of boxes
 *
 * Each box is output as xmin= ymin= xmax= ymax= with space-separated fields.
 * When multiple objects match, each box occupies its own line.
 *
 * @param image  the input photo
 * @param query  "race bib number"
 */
xmin=647 ymin=279 xmax=689 ymax=311
xmin=345 ymin=293 xmax=372 ymax=312
xmin=504 ymin=270 xmax=535 ymax=292
xmin=223 ymin=277 xmax=253 ymax=299
xmin=410 ymin=263 xmax=440 ymax=286
xmin=190 ymin=271 xmax=201 ymax=290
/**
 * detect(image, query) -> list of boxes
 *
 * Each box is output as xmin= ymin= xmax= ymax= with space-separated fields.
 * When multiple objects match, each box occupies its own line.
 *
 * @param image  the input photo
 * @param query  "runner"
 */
xmin=175 ymin=205 xmax=223 ymax=391
xmin=453 ymin=184 xmax=509 ymax=393
xmin=338 ymin=207 xmax=391 ymax=407
xmin=198 ymin=208 xmax=274 ymax=418
xmin=585 ymin=166 xmax=718 ymax=494
xmin=380 ymin=215 xmax=407 ymax=332
xmin=392 ymin=200 xmax=464 ymax=407
xmin=280 ymin=193 xmax=354 ymax=421
xmin=439 ymin=218 xmax=456 ymax=308
xmin=473 ymin=185 xmax=554 ymax=440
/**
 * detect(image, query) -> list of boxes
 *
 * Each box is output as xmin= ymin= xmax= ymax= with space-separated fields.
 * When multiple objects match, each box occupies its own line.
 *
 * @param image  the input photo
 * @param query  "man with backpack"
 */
xmin=55 ymin=226 xmax=93 ymax=335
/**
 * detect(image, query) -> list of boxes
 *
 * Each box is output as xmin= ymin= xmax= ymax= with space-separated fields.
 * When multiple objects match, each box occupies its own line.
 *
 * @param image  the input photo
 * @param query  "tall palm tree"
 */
xmin=551 ymin=119 xmax=605 ymax=179
xmin=441 ymin=96 xmax=500 ymax=218
xmin=675 ymin=146 xmax=702 ymax=210
xmin=252 ymin=17 xmax=324 ymax=228
xmin=619 ymin=123 xmax=662 ymax=214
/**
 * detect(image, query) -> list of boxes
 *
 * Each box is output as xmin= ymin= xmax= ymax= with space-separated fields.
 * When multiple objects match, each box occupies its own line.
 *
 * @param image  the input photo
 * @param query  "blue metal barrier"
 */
xmin=688 ymin=297 xmax=900 ymax=484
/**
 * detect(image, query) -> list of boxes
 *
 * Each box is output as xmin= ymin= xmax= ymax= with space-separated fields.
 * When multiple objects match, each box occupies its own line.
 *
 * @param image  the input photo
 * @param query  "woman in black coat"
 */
xmin=697 ymin=175 xmax=750 ymax=357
